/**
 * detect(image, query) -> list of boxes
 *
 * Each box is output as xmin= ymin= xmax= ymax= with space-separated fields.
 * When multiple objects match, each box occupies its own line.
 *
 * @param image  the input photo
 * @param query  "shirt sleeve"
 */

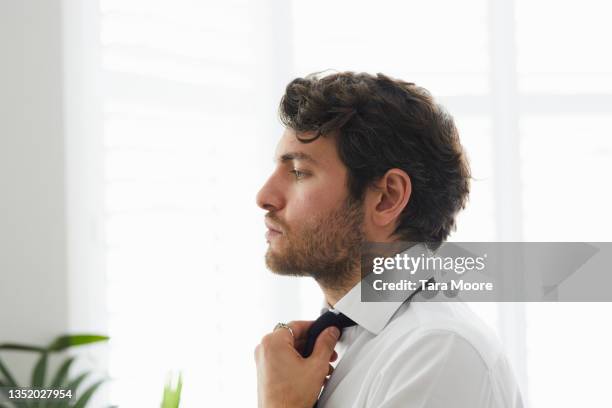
xmin=365 ymin=329 xmax=523 ymax=408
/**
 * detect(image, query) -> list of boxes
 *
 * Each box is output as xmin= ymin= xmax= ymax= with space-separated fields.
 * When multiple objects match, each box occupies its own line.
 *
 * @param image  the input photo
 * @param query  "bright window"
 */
xmin=100 ymin=1 xmax=612 ymax=406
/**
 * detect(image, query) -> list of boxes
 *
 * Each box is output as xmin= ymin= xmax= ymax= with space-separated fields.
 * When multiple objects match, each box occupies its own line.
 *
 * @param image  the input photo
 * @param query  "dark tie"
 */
xmin=305 ymin=278 xmax=433 ymax=407
xmin=300 ymin=310 xmax=357 ymax=358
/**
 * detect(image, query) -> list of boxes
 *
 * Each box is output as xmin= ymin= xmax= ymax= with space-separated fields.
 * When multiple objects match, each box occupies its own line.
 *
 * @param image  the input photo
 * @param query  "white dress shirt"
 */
xmin=317 ymin=280 xmax=524 ymax=407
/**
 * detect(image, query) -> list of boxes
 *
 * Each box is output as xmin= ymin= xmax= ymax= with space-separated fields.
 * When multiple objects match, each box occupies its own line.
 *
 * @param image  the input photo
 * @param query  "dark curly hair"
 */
xmin=278 ymin=71 xmax=471 ymax=243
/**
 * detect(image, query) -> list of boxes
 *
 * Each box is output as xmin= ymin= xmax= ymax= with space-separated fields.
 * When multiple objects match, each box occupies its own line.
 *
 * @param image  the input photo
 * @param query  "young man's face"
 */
xmin=256 ymin=128 xmax=364 ymax=288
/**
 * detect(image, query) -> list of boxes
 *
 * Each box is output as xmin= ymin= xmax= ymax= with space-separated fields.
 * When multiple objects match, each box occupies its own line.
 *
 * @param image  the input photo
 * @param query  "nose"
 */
xmin=256 ymin=173 xmax=285 ymax=212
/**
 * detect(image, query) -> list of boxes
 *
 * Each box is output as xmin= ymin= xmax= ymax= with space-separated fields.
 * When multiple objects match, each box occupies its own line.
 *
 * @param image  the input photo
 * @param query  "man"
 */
xmin=254 ymin=72 xmax=522 ymax=407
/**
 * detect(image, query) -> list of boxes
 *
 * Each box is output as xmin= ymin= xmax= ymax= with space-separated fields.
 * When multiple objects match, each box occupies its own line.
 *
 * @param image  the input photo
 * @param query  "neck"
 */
xmin=317 ymin=273 xmax=361 ymax=307
xmin=317 ymin=239 xmax=422 ymax=306
xmin=315 ymin=232 xmax=410 ymax=306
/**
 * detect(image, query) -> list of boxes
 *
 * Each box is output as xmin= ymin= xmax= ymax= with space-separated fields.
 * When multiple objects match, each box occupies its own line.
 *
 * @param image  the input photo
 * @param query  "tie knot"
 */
xmin=300 ymin=311 xmax=357 ymax=358
xmin=316 ymin=310 xmax=357 ymax=331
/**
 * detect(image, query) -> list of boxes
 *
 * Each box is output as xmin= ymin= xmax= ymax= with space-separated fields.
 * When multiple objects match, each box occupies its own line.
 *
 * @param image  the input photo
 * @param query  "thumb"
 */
xmin=312 ymin=326 xmax=340 ymax=361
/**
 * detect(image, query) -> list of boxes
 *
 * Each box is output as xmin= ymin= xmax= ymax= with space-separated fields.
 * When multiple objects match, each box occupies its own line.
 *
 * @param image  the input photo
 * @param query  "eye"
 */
xmin=290 ymin=169 xmax=308 ymax=180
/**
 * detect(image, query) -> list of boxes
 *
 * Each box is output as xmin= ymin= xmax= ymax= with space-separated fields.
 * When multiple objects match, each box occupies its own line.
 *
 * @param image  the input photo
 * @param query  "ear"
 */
xmin=367 ymin=169 xmax=412 ymax=230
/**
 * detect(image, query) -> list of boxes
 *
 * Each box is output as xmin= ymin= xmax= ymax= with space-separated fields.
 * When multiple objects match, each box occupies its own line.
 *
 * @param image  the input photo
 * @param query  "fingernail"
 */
xmin=329 ymin=327 xmax=340 ymax=339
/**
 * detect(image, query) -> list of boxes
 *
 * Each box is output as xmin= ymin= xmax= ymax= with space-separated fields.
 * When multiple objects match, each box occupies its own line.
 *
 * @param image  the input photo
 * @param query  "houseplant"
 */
xmin=0 ymin=334 xmax=109 ymax=408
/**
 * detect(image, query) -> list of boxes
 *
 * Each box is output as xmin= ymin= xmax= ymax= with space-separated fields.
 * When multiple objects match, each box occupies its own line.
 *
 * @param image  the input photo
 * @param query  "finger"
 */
xmin=272 ymin=320 xmax=313 ymax=347
xmin=327 ymin=364 xmax=334 ymax=376
xmin=294 ymin=337 xmax=307 ymax=353
xmin=330 ymin=350 xmax=338 ymax=362
xmin=312 ymin=326 xmax=340 ymax=361
xmin=285 ymin=320 xmax=314 ymax=341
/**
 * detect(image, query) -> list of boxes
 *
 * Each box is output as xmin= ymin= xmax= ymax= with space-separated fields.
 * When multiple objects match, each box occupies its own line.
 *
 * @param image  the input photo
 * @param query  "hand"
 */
xmin=254 ymin=321 xmax=340 ymax=408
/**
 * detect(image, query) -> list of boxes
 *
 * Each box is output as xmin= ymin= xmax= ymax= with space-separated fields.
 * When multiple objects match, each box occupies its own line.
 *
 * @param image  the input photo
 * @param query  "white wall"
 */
xmin=0 ymin=1 xmax=107 ymax=392
xmin=0 ymin=0 xmax=69 ymax=382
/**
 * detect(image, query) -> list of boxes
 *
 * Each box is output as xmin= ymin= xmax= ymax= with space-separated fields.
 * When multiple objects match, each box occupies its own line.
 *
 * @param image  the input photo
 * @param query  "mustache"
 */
xmin=265 ymin=213 xmax=289 ymax=233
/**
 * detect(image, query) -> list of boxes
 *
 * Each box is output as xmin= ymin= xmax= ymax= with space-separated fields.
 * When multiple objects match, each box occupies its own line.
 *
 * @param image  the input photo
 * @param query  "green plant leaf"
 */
xmin=65 ymin=372 xmax=88 ymax=395
xmin=50 ymin=357 xmax=75 ymax=388
xmin=71 ymin=380 xmax=104 ymax=408
xmin=44 ymin=372 xmax=90 ymax=408
xmin=31 ymin=352 xmax=48 ymax=388
xmin=0 ymin=378 xmax=29 ymax=408
xmin=39 ymin=356 xmax=76 ymax=408
xmin=0 ymin=344 xmax=46 ymax=353
xmin=39 ymin=357 xmax=75 ymax=408
xmin=46 ymin=336 xmax=109 ymax=353
xmin=0 ymin=381 xmax=12 ymax=407
xmin=2 ymin=352 xmax=32 ymax=408
xmin=29 ymin=352 xmax=48 ymax=408
xmin=161 ymin=373 xmax=182 ymax=408
xmin=0 ymin=357 xmax=18 ymax=387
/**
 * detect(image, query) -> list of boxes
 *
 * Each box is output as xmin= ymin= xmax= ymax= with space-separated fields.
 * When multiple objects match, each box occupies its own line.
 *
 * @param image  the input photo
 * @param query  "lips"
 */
xmin=265 ymin=229 xmax=282 ymax=242
xmin=265 ymin=219 xmax=284 ymax=234
xmin=265 ymin=217 xmax=285 ymax=243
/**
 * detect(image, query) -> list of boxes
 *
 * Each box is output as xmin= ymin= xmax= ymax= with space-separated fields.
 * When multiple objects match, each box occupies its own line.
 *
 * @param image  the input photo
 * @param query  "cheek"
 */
xmin=283 ymin=196 xmax=316 ymax=228
xmin=285 ymin=184 xmax=346 ymax=226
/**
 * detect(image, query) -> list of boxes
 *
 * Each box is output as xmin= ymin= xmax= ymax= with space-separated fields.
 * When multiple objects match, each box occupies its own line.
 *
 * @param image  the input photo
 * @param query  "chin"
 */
xmin=267 ymin=237 xmax=288 ymax=253
xmin=265 ymin=249 xmax=292 ymax=274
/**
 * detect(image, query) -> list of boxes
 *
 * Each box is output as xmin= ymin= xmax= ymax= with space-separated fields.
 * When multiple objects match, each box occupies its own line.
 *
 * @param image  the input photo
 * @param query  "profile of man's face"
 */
xmin=256 ymin=128 xmax=364 ymax=289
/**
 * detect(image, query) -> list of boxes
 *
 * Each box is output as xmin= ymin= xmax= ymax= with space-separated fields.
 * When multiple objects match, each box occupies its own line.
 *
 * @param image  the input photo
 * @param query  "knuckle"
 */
xmin=260 ymin=334 xmax=274 ymax=347
xmin=316 ymin=359 xmax=330 ymax=374
xmin=323 ymin=334 xmax=336 ymax=345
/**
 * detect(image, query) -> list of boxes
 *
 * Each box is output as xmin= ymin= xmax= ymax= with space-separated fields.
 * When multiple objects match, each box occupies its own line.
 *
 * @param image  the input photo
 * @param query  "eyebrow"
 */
xmin=277 ymin=151 xmax=318 ymax=165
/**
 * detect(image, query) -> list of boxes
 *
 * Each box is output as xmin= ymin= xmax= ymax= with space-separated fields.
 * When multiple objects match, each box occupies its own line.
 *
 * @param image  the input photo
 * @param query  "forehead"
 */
xmin=274 ymin=128 xmax=341 ymax=167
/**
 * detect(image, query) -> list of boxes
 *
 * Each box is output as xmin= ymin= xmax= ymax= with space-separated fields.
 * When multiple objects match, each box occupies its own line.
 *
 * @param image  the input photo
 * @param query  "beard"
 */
xmin=265 ymin=196 xmax=364 ymax=291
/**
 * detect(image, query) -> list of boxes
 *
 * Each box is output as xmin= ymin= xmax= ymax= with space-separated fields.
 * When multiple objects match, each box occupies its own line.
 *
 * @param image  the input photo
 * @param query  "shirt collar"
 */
xmin=320 ymin=243 xmax=433 ymax=335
